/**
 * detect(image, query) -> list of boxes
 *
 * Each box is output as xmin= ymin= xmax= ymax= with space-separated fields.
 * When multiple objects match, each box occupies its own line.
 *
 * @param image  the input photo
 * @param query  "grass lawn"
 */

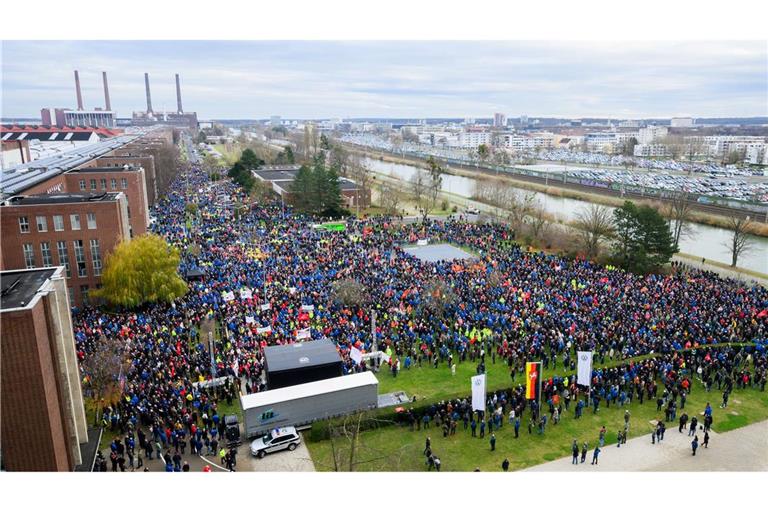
xmin=306 ymin=346 xmax=768 ymax=471
xmin=307 ymin=379 xmax=768 ymax=472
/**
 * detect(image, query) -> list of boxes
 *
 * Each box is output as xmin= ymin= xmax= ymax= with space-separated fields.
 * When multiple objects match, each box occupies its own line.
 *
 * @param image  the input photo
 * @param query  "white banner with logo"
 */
xmin=245 ymin=315 xmax=256 ymax=324
xmin=577 ymin=351 xmax=593 ymax=386
xmin=416 ymin=239 xmax=429 ymax=246
xmin=222 ymin=291 xmax=235 ymax=302
xmin=240 ymin=288 xmax=252 ymax=300
xmin=257 ymin=326 xmax=272 ymax=334
xmin=261 ymin=303 xmax=271 ymax=312
xmin=296 ymin=328 xmax=311 ymax=340
xmin=471 ymin=373 xmax=486 ymax=412
xmin=301 ymin=305 xmax=315 ymax=312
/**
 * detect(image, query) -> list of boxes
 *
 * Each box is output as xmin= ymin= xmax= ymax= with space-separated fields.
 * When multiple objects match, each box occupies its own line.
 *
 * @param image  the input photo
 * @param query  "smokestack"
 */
xmin=74 ymin=70 xmax=84 ymax=110
xmin=144 ymin=72 xmax=153 ymax=113
xmin=175 ymin=73 xmax=183 ymax=113
xmin=102 ymin=71 xmax=112 ymax=111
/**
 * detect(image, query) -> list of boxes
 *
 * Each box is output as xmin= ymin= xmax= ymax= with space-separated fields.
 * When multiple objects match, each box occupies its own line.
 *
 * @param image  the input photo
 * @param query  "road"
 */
xmin=137 ymin=432 xmax=315 ymax=472
xmin=524 ymin=419 xmax=768 ymax=472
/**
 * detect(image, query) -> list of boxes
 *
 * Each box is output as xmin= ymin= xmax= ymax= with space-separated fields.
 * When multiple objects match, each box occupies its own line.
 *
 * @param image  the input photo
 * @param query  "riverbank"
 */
xmin=348 ymin=145 xmax=768 ymax=238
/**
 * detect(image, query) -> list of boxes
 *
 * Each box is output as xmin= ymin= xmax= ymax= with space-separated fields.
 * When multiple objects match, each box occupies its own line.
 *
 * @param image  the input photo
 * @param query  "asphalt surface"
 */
xmin=135 ymin=432 xmax=315 ymax=472
xmin=525 ymin=419 xmax=768 ymax=472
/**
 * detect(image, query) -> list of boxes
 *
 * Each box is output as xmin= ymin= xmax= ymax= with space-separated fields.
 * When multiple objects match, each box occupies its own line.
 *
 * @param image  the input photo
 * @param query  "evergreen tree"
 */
xmin=311 ymin=163 xmax=328 ymax=213
xmin=239 ymin=148 xmax=264 ymax=169
xmin=291 ymin=165 xmax=314 ymax=212
xmin=611 ymin=201 xmax=677 ymax=273
xmin=322 ymin=166 xmax=343 ymax=217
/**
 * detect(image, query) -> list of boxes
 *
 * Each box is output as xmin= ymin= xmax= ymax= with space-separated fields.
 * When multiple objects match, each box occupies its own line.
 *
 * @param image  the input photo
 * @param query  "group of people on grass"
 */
xmin=73 ymin=162 xmax=767 ymax=471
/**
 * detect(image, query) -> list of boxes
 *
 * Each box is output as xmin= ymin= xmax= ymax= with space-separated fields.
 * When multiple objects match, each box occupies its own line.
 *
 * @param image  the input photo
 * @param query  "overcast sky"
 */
xmin=2 ymin=40 xmax=766 ymax=120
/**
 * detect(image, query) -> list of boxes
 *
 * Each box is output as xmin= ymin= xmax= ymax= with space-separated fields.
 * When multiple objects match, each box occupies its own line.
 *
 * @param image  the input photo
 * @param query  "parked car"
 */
xmin=250 ymin=426 xmax=301 ymax=458
xmin=464 ymin=207 xmax=480 ymax=215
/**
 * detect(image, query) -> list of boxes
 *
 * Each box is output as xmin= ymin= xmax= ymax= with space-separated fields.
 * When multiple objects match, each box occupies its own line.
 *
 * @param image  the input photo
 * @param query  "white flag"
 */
xmin=231 ymin=358 xmax=239 ymax=377
xmin=577 ymin=351 xmax=593 ymax=386
xmin=261 ymin=303 xmax=271 ymax=312
xmin=301 ymin=305 xmax=315 ymax=312
xmin=296 ymin=328 xmax=311 ymax=340
xmin=222 ymin=291 xmax=235 ymax=302
xmin=289 ymin=287 xmax=297 ymax=294
xmin=245 ymin=315 xmax=256 ymax=324
xmin=257 ymin=326 xmax=272 ymax=334
xmin=350 ymin=346 xmax=363 ymax=364
xmin=471 ymin=374 xmax=486 ymax=412
xmin=240 ymin=288 xmax=252 ymax=300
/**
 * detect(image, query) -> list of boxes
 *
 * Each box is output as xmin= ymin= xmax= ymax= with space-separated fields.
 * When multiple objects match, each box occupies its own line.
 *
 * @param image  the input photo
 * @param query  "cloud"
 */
xmin=1 ymin=40 xmax=766 ymax=119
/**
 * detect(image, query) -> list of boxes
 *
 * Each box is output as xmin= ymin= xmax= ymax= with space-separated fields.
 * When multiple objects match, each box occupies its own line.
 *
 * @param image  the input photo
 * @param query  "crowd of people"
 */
xmin=73 ymin=158 xmax=767 ymax=471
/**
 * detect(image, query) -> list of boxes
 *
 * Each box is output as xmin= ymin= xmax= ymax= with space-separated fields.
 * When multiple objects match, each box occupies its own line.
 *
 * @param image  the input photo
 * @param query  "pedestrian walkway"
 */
xmin=525 ymin=420 xmax=768 ymax=471
xmin=674 ymin=254 xmax=768 ymax=288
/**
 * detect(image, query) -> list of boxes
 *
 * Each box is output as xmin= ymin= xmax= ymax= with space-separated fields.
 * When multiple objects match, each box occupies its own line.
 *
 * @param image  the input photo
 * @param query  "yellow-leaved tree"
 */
xmin=92 ymin=234 xmax=187 ymax=308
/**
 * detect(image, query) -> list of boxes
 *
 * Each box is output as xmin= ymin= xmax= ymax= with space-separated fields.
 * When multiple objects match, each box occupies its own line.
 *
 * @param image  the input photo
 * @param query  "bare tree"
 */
xmin=506 ymin=191 xmax=536 ymax=232
xmin=665 ymin=192 xmax=694 ymax=247
xmin=332 ymin=278 xmax=368 ymax=307
xmin=528 ymin=202 xmax=551 ymax=240
xmin=379 ymin=182 xmax=401 ymax=215
xmin=422 ymin=157 xmax=444 ymax=221
xmin=410 ymin=169 xmax=427 ymax=208
xmin=723 ymin=215 xmax=755 ymax=267
xmin=421 ymin=279 xmax=457 ymax=317
xmin=80 ymin=337 xmax=126 ymax=425
xmin=323 ymin=412 xmax=410 ymax=471
xmin=573 ymin=204 xmax=615 ymax=260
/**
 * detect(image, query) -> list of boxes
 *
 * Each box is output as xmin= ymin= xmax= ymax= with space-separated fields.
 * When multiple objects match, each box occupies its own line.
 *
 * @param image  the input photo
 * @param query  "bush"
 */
xmin=441 ymin=199 xmax=449 ymax=211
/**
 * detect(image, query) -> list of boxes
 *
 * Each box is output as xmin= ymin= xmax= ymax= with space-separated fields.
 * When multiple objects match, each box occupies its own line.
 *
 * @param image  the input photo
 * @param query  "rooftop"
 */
xmin=69 ymin=166 xmax=140 ymax=173
xmin=264 ymin=338 xmax=342 ymax=373
xmin=2 ymin=192 xmax=122 ymax=206
xmin=0 ymin=134 xmax=140 ymax=198
xmin=253 ymin=169 xmax=298 ymax=181
xmin=0 ymin=267 xmax=59 ymax=310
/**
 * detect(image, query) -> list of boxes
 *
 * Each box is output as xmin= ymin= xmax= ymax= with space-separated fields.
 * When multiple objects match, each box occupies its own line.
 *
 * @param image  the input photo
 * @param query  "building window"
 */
xmin=80 ymin=285 xmax=90 ymax=305
xmin=53 ymin=215 xmax=64 ymax=231
xmin=100 ymin=178 xmax=107 ymax=190
xmin=68 ymin=287 xmax=74 ymax=308
xmin=121 ymin=178 xmax=128 ymax=189
xmin=90 ymin=179 xmax=97 ymax=190
xmin=70 ymin=214 xmax=81 ymax=230
xmin=19 ymin=216 xmax=30 ymax=233
xmin=36 ymin=215 xmax=48 ymax=232
xmin=57 ymin=241 xmax=71 ymax=277
xmin=111 ymin=178 xmax=117 ymax=190
xmin=41 ymin=242 xmax=53 ymax=266
xmin=79 ymin=180 xmax=86 ymax=191
xmin=73 ymin=240 xmax=87 ymax=277
xmin=22 ymin=243 xmax=35 ymax=269
xmin=87 ymin=212 xmax=97 ymax=229
xmin=90 ymin=239 xmax=102 ymax=276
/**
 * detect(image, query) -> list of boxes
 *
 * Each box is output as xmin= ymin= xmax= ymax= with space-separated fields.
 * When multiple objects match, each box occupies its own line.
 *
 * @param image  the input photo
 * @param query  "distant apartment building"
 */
xmin=704 ymin=136 xmax=767 ymax=158
xmin=457 ymin=131 xmax=492 ymax=149
xmin=493 ymin=113 xmax=507 ymax=128
xmin=503 ymin=132 xmax=555 ymax=152
xmin=638 ymin=125 xmax=669 ymax=144
xmin=585 ymin=132 xmax=618 ymax=153
xmin=634 ymin=143 xmax=669 ymax=158
xmin=1 ymin=267 xmax=89 ymax=471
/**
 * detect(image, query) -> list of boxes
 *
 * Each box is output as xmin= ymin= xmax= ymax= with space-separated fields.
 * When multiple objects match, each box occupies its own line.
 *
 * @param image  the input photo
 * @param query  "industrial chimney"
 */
xmin=102 ymin=71 xmax=112 ymax=111
xmin=144 ymin=72 xmax=153 ymax=113
xmin=175 ymin=73 xmax=183 ymax=114
xmin=74 ymin=70 xmax=84 ymax=110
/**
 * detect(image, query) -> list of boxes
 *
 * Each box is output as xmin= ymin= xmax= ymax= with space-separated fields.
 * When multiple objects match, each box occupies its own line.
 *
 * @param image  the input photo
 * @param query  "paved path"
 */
xmin=674 ymin=254 xmax=768 ymax=288
xmin=525 ymin=420 xmax=768 ymax=472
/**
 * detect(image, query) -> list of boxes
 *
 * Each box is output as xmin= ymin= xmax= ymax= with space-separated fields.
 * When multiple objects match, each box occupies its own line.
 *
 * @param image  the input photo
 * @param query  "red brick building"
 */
xmin=1 ymin=267 xmax=89 ymax=471
xmin=0 ymin=193 xmax=131 ymax=306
